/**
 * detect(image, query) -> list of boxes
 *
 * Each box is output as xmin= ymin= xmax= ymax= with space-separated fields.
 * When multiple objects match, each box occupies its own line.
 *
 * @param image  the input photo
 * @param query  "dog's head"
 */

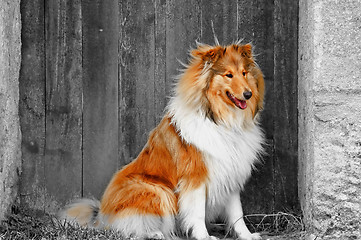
xmin=179 ymin=43 xmax=264 ymax=126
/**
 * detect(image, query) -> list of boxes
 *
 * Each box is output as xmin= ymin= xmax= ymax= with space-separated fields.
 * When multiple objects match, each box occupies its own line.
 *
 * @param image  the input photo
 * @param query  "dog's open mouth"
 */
xmin=226 ymin=91 xmax=247 ymax=110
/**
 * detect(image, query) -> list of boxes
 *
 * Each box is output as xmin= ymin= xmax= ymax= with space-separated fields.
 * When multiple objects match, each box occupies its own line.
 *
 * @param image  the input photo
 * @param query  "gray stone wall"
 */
xmin=299 ymin=0 xmax=361 ymax=239
xmin=0 ymin=0 xmax=22 ymax=221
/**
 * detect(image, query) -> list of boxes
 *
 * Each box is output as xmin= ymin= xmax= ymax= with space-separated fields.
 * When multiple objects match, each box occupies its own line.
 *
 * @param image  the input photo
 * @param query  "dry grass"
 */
xmin=0 ymin=207 xmax=305 ymax=240
xmin=0 ymin=208 xmax=123 ymax=240
xmin=244 ymin=212 xmax=305 ymax=235
xmin=210 ymin=212 xmax=305 ymax=240
xmin=244 ymin=212 xmax=306 ymax=240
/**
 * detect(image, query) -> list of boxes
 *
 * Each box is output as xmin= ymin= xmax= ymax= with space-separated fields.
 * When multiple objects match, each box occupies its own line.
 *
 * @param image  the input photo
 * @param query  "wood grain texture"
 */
xmin=154 ymin=0 xmax=168 ymax=123
xmin=19 ymin=0 xmax=46 ymax=211
xmin=82 ymin=0 xmax=119 ymax=199
xmin=166 ymin=0 xmax=202 ymax=87
xmin=273 ymin=0 xmax=299 ymax=212
xmin=121 ymin=0 xmax=157 ymax=164
xmin=200 ymin=0 xmax=238 ymax=44
xmin=118 ymin=1 xmax=131 ymax=167
xmin=44 ymin=0 xmax=83 ymax=211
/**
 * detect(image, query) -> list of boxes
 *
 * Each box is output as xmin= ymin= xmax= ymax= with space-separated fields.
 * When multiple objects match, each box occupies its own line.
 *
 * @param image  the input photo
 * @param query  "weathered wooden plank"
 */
xmin=44 ymin=0 xmax=83 ymax=212
xmin=237 ymin=0 xmax=276 ymax=214
xmin=200 ymin=0 xmax=238 ymax=45
xmin=118 ymin=1 xmax=131 ymax=167
xmin=273 ymin=0 xmax=299 ymax=212
xmin=82 ymin=0 xmax=119 ymax=199
xmin=154 ymin=0 xmax=168 ymax=122
xmin=166 ymin=0 xmax=202 ymax=90
xmin=119 ymin=0 xmax=157 ymax=164
xmin=19 ymin=0 xmax=46 ymax=211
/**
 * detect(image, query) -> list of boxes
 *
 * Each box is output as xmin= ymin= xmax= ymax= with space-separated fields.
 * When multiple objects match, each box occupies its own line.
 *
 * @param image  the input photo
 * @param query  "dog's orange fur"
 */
xmin=100 ymin=117 xmax=208 ymax=221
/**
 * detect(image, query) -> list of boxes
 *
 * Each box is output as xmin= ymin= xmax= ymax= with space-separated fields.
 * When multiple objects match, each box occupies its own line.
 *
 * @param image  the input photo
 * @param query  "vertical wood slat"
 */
xmin=19 ymin=0 xmax=46 ymax=211
xmin=82 ymin=0 xmax=119 ymax=199
xmin=119 ymin=0 xmax=139 ymax=165
xmin=237 ymin=0 xmax=276 ymax=214
xmin=154 ymin=0 xmax=167 ymax=122
xmin=118 ymin=1 xmax=131 ymax=166
xmin=200 ymin=0 xmax=238 ymax=44
xmin=166 ymin=0 xmax=202 ymax=85
xmin=134 ymin=1 xmax=156 ymax=154
xmin=44 ymin=0 xmax=83 ymax=211
xmin=273 ymin=0 xmax=299 ymax=212
xmin=121 ymin=0 xmax=156 ymax=164
xmin=119 ymin=0 xmax=168 ymax=164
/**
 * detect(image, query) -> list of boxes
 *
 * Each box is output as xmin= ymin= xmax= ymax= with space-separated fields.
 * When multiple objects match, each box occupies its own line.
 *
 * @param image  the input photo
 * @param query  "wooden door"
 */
xmin=19 ymin=0 xmax=299 ymax=214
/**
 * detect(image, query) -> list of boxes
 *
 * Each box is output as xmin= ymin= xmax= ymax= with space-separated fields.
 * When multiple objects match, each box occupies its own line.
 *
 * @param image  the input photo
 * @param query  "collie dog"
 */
xmin=60 ymin=42 xmax=265 ymax=240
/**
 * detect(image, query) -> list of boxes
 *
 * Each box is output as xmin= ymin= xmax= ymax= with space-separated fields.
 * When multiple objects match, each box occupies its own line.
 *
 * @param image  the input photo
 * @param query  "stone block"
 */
xmin=299 ymin=0 xmax=361 ymax=238
xmin=0 ymin=0 xmax=22 ymax=221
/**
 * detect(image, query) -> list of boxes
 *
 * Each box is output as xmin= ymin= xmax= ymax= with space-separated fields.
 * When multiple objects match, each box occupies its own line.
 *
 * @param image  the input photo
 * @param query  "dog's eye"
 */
xmin=242 ymin=71 xmax=247 ymax=76
xmin=225 ymin=73 xmax=233 ymax=78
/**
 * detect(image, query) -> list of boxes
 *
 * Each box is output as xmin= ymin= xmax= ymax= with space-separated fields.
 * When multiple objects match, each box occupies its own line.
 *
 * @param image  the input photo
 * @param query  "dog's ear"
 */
xmin=241 ymin=43 xmax=253 ymax=58
xmin=191 ymin=46 xmax=224 ymax=63
xmin=233 ymin=43 xmax=253 ymax=58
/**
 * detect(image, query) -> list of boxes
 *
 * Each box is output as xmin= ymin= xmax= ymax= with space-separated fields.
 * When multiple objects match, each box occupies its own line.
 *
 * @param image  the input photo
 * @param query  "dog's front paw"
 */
xmin=236 ymin=232 xmax=262 ymax=240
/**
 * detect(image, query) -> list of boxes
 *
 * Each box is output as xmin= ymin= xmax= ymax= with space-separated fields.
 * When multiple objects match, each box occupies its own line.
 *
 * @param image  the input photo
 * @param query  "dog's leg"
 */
xmin=225 ymin=192 xmax=261 ymax=240
xmin=178 ymin=184 xmax=214 ymax=240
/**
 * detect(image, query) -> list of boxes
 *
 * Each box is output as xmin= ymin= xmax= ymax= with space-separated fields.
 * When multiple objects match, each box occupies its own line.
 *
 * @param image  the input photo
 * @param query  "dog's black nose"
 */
xmin=243 ymin=91 xmax=252 ymax=100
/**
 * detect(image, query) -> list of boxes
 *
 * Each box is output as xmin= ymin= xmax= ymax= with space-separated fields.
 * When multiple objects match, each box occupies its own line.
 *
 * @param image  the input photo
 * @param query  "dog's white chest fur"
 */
xmin=170 ymin=105 xmax=264 ymax=220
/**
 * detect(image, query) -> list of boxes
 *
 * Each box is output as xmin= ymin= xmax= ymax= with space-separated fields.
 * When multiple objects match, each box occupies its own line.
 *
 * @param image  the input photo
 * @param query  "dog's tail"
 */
xmin=59 ymin=199 xmax=102 ymax=228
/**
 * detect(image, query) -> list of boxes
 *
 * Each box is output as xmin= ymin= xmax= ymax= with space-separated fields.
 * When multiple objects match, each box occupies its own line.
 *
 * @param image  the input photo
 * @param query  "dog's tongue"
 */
xmin=227 ymin=92 xmax=248 ymax=110
xmin=234 ymin=98 xmax=247 ymax=109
